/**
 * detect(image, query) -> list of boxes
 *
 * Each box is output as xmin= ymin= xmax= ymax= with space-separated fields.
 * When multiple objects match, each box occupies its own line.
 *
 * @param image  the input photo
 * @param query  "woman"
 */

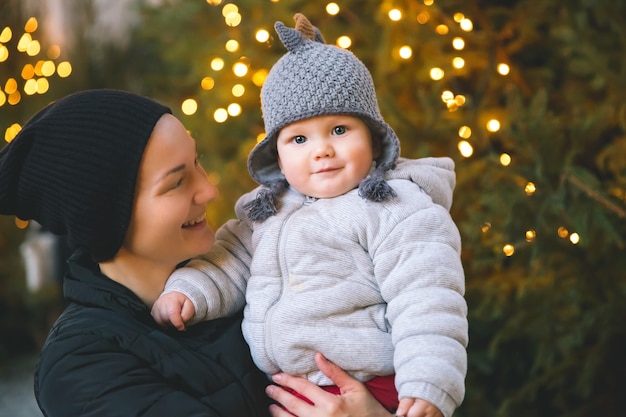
xmin=0 ymin=89 xmax=393 ymax=417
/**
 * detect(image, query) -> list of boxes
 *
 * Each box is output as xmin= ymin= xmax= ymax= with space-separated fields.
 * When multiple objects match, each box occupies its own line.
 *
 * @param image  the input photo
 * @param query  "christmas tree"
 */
xmin=1 ymin=0 xmax=624 ymax=415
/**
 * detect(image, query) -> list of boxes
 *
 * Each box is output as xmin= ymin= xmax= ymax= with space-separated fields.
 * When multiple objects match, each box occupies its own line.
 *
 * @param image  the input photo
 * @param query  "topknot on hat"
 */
xmin=245 ymin=13 xmax=400 ymax=221
xmin=0 ymin=89 xmax=171 ymax=262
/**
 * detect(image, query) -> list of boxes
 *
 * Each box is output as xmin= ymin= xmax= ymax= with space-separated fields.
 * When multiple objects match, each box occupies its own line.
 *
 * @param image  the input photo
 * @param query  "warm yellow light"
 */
xmin=21 ymin=64 xmax=34 ymax=80
xmin=36 ymin=78 xmax=49 ymax=93
xmin=481 ymin=222 xmax=491 ymax=233
xmin=458 ymin=126 xmax=472 ymax=139
xmin=252 ymin=69 xmax=268 ymax=87
xmin=435 ymin=24 xmax=449 ymax=35
xmin=486 ymin=119 xmax=501 ymax=132
xmin=0 ymin=45 xmax=8 ymax=62
xmin=569 ymin=232 xmax=580 ymax=245
xmin=5 ymin=123 xmax=21 ymax=142
xmin=221 ymin=3 xmax=238 ymax=16
xmin=57 ymin=61 xmax=72 ymax=77
xmin=557 ymin=226 xmax=569 ymax=238
xmin=214 ymin=108 xmax=228 ymax=123
xmin=255 ymin=29 xmax=270 ymax=43
xmin=453 ymin=13 xmax=465 ymax=22
xmin=416 ymin=12 xmax=430 ymax=24
xmin=206 ymin=0 xmax=222 ymax=5
xmin=452 ymin=57 xmax=465 ymax=69
xmin=500 ymin=153 xmax=511 ymax=166
xmin=0 ymin=91 xmax=6 ymax=106
xmin=447 ymin=101 xmax=458 ymax=112
xmin=441 ymin=90 xmax=454 ymax=102
xmin=181 ymin=98 xmax=198 ymax=115
xmin=524 ymin=182 xmax=536 ymax=195
xmin=17 ymin=33 xmax=32 ymax=52
xmin=227 ymin=103 xmax=242 ymax=116
xmin=256 ymin=132 xmax=265 ymax=143
xmin=430 ymin=67 xmax=444 ymax=80
xmin=460 ymin=18 xmax=473 ymax=31
xmin=201 ymin=76 xmax=215 ymax=90
xmin=26 ymin=39 xmax=40 ymax=56
xmin=497 ymin=63 xmax=510 ymax=75
xmin=25 ymin=17 xmax=38 ymax=33
xmin=8 ymin=91 xmax=21 ymax=105
xmin=336 ymin=36 xmax=351 ymax=49
xmin=0 ymin=27 xmax=12 ymax=43
xmin=232 ymin=62 xmax=248 ymax=77
xmin=225 ymin=39 xmax=239 ymax=52
xmin=5 ymin=78 xmax=18 ymax=94
xmin=525 ymin=230 xmax=536 ymax=242
xmin=452 ymin=37 xmax=465 ymax=50
xmin=424 ymin=0 xmax=434 ymax=5
xmin=399 ymin=46 xmax=412 ymax=59
xmin=388 ymin=9 xmax=402 ymax=21
xmin=458 ymin=140 xmax=473 ymax=157
xmin=47 ymin=44 xmax=60 ymax=59
xmin=211 ymin=58 xmax=225 ymax=71
xmin=454 ymin=95 xmax=466 ymax=105
xmin=225 ymin=12 xmax=242 ymax=27
xmin=232 ymin=84 xmax=245 ymax=97
xmin=41 ymin=60 xmax=55 ymax=76
xmin=15 ymin=218 xmax=29 ymax=229
xmin=326 ymin=2 xmax=340 ymax=15
xmin=503 ymin=244 xmax=515 ymax=257
xmin=24 ymin=78 xmax=37 ymax=95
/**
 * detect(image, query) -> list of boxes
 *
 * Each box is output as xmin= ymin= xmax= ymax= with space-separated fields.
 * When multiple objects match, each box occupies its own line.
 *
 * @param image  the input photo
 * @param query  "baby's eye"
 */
xmin=333 ymin=125 xmax=347 ymax=135
xmin=293 ymin=135 xmax=307 ymax=144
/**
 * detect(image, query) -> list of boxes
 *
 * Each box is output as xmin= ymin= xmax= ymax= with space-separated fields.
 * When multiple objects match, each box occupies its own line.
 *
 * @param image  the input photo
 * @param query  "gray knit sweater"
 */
xmin=164 ymin=157 xmax=468 ymax=417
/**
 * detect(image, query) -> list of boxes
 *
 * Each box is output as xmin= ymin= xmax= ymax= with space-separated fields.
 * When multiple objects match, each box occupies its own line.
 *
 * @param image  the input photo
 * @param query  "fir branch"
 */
xmin=563 ymin=173 xmax=626 ymax=218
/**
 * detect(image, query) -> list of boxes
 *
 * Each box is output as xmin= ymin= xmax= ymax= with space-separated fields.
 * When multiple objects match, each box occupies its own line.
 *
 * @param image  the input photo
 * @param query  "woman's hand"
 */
xmin=266 ymin=352 xmax=393 ymax=417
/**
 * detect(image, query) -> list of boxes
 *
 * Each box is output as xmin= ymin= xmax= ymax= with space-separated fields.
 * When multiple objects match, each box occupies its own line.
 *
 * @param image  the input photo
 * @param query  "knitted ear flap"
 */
xmin=244 ymin=179 xmax=289 ymax=222
xmin=358 ymin=164 xmax=397 ymax=202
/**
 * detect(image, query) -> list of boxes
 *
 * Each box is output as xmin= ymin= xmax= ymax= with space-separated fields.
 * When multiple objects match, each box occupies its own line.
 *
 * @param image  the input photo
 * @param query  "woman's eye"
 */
xmin=333 ymin=125 xmax=347 ymax=135
xmin=293 ymin=135 xmax=307 ymax=144
xmin=172 ymin=177 xmax=183 ymax=189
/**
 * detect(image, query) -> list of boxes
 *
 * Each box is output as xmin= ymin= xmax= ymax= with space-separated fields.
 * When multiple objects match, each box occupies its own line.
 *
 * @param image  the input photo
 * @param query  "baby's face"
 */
xmin=276 ymin=115 xmax=375 ymax=199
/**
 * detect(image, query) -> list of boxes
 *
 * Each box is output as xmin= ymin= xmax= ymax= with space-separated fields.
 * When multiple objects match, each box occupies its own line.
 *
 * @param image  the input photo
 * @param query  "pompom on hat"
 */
xmin=0 ymin=89 xmax=171 ymax=262
xmin=245 ymin=13 xmax=400 ymax=221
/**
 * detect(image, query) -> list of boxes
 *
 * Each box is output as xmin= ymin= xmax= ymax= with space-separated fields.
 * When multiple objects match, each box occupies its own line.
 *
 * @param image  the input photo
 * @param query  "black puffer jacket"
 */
xmin=34 ymin=250 xmax=271 ymax=417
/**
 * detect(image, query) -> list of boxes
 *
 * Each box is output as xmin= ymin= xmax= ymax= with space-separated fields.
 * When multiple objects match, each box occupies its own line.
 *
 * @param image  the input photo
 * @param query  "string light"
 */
xmin=398 ymin=46 xmax=412 ymax=59
xmin=336 ymin=35 xmax=351 ymax=49
xmin=388 ymin=9 xmax=402 ymax=21
xmin=486 ymin=119 xmax=501 ymax=132
xmin=181 ymin=98 xmax=198 ymax=115
xmin=497 ymin=63 xmax=510 ymax=75
xmin=503 ymin=244 xmax=515 ymax=256
xmin=500 ymin=153 xmax=511 ymax=166
xmin=458 ymin=140 xmax=473 ymax=157
xmin=326 ymin=3 xmax=340 ymax=15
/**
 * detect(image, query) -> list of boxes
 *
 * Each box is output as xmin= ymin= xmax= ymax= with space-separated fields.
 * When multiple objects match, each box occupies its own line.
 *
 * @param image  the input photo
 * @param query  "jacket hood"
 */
xmin=387 ymin=157 xmax=456 ymax=211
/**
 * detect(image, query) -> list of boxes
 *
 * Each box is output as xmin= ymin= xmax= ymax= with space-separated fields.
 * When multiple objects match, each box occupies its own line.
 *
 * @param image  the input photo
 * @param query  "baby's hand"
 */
xmin=151 ymin=292 xmax=195 ymax=331
xmin=396 ymin=397 xmax=443 ymax=417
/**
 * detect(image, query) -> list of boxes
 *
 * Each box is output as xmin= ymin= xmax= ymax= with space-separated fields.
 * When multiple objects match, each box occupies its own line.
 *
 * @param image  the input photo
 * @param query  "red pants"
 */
xmin=284 ymin=374 xmax=398 ymax=412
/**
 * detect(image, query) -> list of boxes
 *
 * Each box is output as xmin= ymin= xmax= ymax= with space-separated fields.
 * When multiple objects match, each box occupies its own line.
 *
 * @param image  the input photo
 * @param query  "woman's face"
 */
xmin=122 ymin=114 xmax=218 ymax=267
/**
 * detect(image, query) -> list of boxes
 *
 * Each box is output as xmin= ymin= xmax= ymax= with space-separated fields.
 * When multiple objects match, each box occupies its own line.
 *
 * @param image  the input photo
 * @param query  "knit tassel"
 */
xmin=244 ymin=180 xmax=288 ymax=222
xmin=358 ymin=168 xmax=397 ymax=202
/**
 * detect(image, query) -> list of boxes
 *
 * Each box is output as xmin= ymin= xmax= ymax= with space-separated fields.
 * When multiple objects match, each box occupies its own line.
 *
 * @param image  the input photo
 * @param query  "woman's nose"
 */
xmin=195 ymin=171 xmax=219 ymax=204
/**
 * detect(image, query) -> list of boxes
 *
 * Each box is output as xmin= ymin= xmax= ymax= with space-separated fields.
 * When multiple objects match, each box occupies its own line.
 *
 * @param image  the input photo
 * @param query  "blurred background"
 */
xmin=1 ymin=0 xmax=625 ymax=416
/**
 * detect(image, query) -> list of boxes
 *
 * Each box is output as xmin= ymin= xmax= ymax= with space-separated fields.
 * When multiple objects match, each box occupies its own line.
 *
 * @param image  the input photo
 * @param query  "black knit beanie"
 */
xmin=0 ymin=89 xmax=171 ymax=262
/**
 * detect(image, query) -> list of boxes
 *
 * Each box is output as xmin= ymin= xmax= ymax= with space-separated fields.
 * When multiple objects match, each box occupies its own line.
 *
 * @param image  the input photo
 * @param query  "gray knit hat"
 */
xmin=245 ymin=13 xmax=400 ymax=221
xmin=0 ymin=89 xmax=171 ymax=262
